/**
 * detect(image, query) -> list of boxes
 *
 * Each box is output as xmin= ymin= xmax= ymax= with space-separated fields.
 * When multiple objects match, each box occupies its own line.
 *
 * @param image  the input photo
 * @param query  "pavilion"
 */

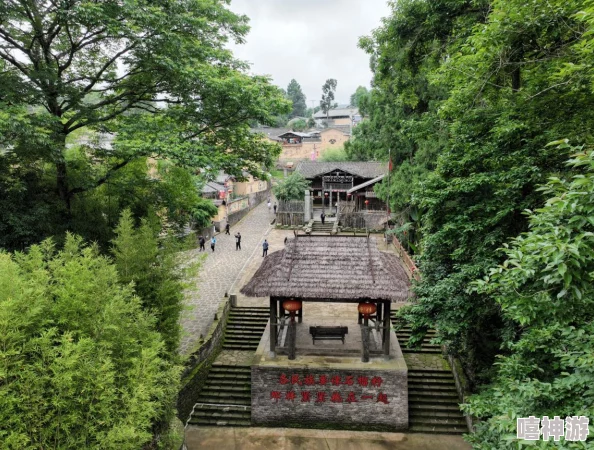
xmin=240 ymin=235 xmax=411 ymax=430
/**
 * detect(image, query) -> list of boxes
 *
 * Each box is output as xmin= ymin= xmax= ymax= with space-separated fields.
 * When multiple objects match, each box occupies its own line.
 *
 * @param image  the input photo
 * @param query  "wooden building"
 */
xmin=294 ymin=161 xmax=388 ymax=211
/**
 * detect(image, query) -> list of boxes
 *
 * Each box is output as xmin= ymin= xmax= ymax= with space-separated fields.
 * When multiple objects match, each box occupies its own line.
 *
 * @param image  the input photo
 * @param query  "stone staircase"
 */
xmin=392 ymin=314 xmax=468 ymax=434
xmin=408 ymin=369 xmax=468 ymax=433
xmin=188 ymin=306 xmax=269 ymax=427
xmin=311 ymin=220 xmax=334 ymax=233
xmin=188 ymin=364 xmax=252 ymax=427
xmin=394 ymin=322 xmax=442 ymax=354
xmin=223 ymin=306 xmax=269 ymax=351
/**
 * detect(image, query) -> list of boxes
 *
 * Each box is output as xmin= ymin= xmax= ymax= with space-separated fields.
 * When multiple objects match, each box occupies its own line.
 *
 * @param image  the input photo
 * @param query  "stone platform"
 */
xmin=250 ymin=312 xmax=408 ymax=431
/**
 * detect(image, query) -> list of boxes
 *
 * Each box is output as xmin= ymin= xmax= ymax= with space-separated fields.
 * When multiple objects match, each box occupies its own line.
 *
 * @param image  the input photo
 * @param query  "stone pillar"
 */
xmin=304 ymin=189 xmax=312 ymax=222
xmin=269 ymin=297 xmax=277 ymax=357
xmin=383 ymin=301 xmax=391 ymax=358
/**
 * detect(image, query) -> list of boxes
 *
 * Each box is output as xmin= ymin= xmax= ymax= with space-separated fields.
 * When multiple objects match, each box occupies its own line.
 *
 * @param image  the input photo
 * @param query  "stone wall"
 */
xmin=177 ymin=297 xmax=231 ymax=422
xmin=251 ymin=365 xmax=408 ymax=431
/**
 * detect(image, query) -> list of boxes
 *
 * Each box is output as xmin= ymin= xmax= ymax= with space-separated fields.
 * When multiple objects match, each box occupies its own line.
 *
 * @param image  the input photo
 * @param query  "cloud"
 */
xmin=227 ymin=0 xmax=391 ymax=106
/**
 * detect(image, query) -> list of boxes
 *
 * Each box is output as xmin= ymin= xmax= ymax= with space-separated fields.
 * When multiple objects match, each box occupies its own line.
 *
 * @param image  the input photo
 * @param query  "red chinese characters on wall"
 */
xmin=269 ymin=374 xmax=390 ymax=404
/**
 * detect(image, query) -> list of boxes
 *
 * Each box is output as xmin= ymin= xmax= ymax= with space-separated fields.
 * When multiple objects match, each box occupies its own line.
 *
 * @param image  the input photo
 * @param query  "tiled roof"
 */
xmin=295 ymin=161 xmax=388 ymax=179
xmin=347 ymin=174 xmax=386 ymax=193
xmin=313 ymin=107 xmax=359 ymax=119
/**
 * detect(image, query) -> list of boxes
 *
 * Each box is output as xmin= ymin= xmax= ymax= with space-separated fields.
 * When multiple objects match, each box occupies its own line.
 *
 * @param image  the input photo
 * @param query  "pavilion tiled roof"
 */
xmin=240 ymin=236 xmax=410 ymax=302
xmin=294 ymin=161 xmax=388 ymax=179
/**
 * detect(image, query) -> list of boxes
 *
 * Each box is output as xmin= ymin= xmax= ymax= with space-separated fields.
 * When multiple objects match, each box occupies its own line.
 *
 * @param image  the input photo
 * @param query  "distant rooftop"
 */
xmin=295 ymin=161 xmax=388 ymax=179
xmin=313 ymin=107 xmax=359 ymax=119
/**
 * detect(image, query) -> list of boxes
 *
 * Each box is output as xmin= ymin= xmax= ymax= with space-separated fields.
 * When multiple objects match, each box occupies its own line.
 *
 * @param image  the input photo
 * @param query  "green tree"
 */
xmin=288 ymin=118 xmax=308 ymax=132
xmin=349 ymin=86 xmax=369 ymax=108
xmin=272 ymin=172 xmax=311 ymax=201
xmin=465 ymin=146 xmax=594 ymax=448
xmin=320 ymin=79 xmax=338 ymax=120
xmin=0 ymin=0 xmax=289 ymax=219
xmin=0 ymin=235 xmax=180 ymax=449
xmin=319 ymin=147 xmax=350 ymax=162
xmin=111 ymin=211 xmax=185 ymax=358
xmin=287 ymin=79 xmax=307 ymax=118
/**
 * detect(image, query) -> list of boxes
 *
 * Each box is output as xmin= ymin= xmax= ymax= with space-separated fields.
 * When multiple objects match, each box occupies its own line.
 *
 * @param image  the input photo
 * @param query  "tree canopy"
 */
xmin=272 ymin=172 xmax=311 ymax=201
xmin=319 ymin=78 xmax=338 ymax=120
xmin=349 ymin=86 xmax=369 ymax=108
xmin=0 ymin=0 xmax=289 ymax=249
xmin=349 ymin=0 xmax=594 ymax=445
xmin=287 ymin=79 xmax=307 ymax=118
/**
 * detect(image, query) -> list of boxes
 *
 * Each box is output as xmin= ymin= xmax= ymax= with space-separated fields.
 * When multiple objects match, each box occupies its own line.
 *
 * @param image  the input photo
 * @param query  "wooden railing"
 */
xmin=391 ymin=237 xmax=420 ymax=281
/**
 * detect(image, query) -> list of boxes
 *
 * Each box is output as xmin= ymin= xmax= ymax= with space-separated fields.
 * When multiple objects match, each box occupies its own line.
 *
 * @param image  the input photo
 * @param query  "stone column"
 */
xmin=304 ymin=189 xmax=312 ymax=222
xmin=269 ymin=297 xmax=277 ymax=357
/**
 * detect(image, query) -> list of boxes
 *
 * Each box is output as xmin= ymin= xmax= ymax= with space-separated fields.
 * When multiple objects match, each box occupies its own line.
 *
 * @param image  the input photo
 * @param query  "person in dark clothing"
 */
xmin=321 ymin=212 xmax=326 ymax=224
xmin=262 ymin=239 xmax=269 ymax=257
xmin=225 ymin=223 xmax=230 ymax=235
xmin=198 ymin=235 xmax=205 ymax=252
xmin=235 ymin=232 xmax=242 ymax=250
xmin=273 ymin=203 xmax=277 ymax=214
xmin=284 ymin=236 xmax=288 ymax=245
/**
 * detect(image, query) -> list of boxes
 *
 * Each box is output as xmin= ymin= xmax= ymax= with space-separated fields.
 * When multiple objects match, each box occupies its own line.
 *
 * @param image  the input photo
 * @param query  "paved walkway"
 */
xmin=179 ymin=200 xmax=276 ymax=355
xmin=185 ymin=427 xmax=471 ymax=449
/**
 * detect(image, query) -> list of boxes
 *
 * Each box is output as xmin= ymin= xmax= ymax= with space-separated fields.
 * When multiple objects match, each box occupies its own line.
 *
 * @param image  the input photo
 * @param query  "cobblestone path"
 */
xmin=179 ymin=200 xmax=275 ymax=355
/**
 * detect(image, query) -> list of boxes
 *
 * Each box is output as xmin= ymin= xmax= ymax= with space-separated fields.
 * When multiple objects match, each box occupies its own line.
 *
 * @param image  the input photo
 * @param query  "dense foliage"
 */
xmin=0 ymin=235 xmax=180 ymax=449
xmin=272 ymin=172 xmax=311 ymax=201
xmin=466 ymin=147 xmax=594 ymax=448
xmin=0 ymin=0 xmax=289 ymax=250
xmin=352 ymin=0 xmax=594 ymax=446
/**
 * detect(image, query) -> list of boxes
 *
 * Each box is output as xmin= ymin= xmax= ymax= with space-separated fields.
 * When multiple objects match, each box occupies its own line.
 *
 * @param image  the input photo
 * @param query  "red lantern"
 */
xmin=282 ymin=299 xmax=302 ymax=312
xmin=358 ymin=302 xmax=377 ymax=318
xmin=324 ymin=192 xmax=329 ymax=197
xmin=364 ymin=200 xmax=369 ymax=205
xmin=283 ymin=299 xmax=302 ymax=323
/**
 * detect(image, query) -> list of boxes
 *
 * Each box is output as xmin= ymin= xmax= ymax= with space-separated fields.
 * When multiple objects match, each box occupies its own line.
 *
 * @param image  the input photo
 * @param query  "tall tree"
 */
xmin=320 ymin=79 xmax=338 ymax=120
xmin=287 ymin=79 xmax=307 ymax=118
xmin=349 ymin=86 xmax=369 ymax=108
xmin=0 ymin=0 xmax=289 ymax=219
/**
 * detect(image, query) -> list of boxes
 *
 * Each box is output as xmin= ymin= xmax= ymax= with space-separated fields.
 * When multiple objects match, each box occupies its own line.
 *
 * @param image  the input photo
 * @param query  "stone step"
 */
xmin=208 ymin=373 xmax=251 ymax=382
xmin=231 ymin=306 xmax=268 ymax=311
xmin=408 ymin=424 xmax=466 ymax=434
xmin=408 ymin=383 xmax=457 ymax=392
xmin=211 ymin=364 xmax=251 ymax=372
xmin=203 ymin=384 xmax=251 ymax=392
xmin=409 ymin=388 xmax=459 ymax=397
xmin=191 ymin=410 xmax=251 ymax=421
xmin=193 ymin=404 xmax=251 ymax=412
xmin=196 ymin=393 xmax=251 ymax=404
xmin=225 ymin=328 xmax=265 ymax=334
xmin=228 ymin=312 xmax=269 ymax=319
xmin=410 ymin=410 xmax=465 ymax=420
xmin=411 ymin=416 xmax=467 ymax=426
xmin=410 ymin=403 xmax=462 ymax=413
xmin=408 ymin=377 xmax=456 ymax=386
xmin=224 ymin=336 xmax=261 ymax=343
xmin=409 ymin=369 xmax=453 ymax=376
xmin=223 ymin=344 xmax=259 ymax=351
xmin=226 ymin=319 xmax=268 ymax=326
xmin=409 ymin=395 xmax=460 ymax=404
xmin=188 ymin=417 xmax=251 ymax=427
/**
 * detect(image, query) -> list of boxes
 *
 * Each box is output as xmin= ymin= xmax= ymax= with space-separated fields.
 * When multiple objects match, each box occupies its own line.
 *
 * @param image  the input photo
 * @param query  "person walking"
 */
xmin=225 ymin=223 xmax=230 ymax=235
xmin=262 ymin=239 xmax=269 ymax=257
xmin=267 ymin=200 xmax=272 ymax=212
xmin=210 ymin=236 xmax=216 ymax=252
xmin=273 ymin=203 xmax=277 ymax=214
xmin=235 ymin=232 xmax=242 ymax=250
xmin=321 ymin=211 xmax=326 ymax=225
xmin=198 ymin=235 xmax=205 ymax=252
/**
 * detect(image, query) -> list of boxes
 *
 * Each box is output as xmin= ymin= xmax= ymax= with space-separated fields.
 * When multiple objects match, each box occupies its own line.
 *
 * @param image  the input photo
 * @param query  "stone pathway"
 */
xmin=179 ymin=199 xmax=277 ymax=355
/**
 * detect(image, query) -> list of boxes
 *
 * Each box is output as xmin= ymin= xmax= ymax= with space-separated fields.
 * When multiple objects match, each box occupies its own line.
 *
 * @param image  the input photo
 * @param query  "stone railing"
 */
xmin=177 ymin=296 xmax=232 ymax=421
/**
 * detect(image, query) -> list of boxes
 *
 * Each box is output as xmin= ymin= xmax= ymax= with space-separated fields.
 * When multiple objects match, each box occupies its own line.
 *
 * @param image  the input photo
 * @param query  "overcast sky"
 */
xmin=227 ymin=0 xmax=392 ymax=106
